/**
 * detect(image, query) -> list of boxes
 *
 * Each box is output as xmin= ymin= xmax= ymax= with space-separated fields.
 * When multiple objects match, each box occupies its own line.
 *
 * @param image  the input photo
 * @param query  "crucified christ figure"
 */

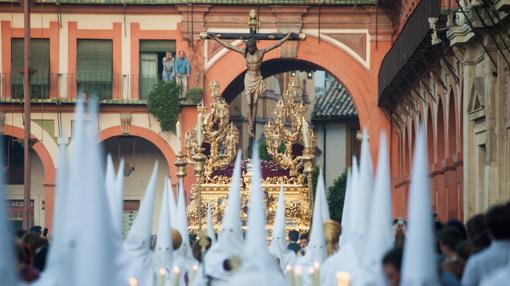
xmin=212 ymin=32 xmax=293 ymax=138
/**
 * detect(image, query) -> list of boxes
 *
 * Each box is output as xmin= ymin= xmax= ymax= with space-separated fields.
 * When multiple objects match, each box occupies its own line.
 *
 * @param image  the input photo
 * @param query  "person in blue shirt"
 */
xmin=175 ymin=50 xmax=190 ymax=99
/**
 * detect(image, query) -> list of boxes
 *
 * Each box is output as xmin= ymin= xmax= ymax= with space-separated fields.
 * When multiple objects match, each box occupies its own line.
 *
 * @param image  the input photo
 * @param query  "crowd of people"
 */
xmin=3 ymin=99 xmax=510 ymax=286
xmin=10 ymin=200 xmax=510 ymax=285
xmin=380 ymin=205 xmax=510 ymax=286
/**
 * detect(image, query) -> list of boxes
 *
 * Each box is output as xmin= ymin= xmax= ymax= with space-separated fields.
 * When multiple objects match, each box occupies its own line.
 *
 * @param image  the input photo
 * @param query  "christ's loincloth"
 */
xmin=244 ymin=73 xmax=265 ymax=106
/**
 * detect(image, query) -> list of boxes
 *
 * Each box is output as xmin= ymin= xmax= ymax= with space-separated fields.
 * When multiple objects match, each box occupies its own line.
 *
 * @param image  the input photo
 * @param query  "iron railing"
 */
xmin=378 ymin=0 xmax=441 ymax=106
xmin=0 ymin=73 xmax=174 ymax=102
xmin=0 ymin=0 xmax=377 ymax=5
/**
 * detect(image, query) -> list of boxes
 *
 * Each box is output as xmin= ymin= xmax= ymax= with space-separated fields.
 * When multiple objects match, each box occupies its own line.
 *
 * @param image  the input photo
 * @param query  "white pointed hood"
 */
xmin=174 ymin=178 xmax=197 ymax=270
xmin=345 ymin=156 xmax=360 ymax=245
xmin=228 ymin=144 xmax=285 ymax=286
xmin=33 ymin=137 xmax=69 ymax=286
xmin=113 ymin=158 xmax=125 ymax=236
xmin=203 ymin=151 xmax=244 ymax=281
xmin=105 ymin=154 xmax=121 ymax=236
xmin=349 ymin=132 xmax=373 ymax=254
xmin=105 ymin=154 xmax=115 ymax=209
xmin=166 ymin=177 xmax=178 ymax=228
xmin=300 ymin=169 xmax=327 ymax=265
xmin=0 ymin=134 xmax=19 ymax=286
xmin=207 ymin=202 xmax=216 ymax=243
xmin=268 ymin=183 xmax=296 ymax=270
xmin=124 ymin=161 xmax=159 ymax=267
xmin=153 ymin=184 xmax=174 ymax=274
xmin=339 ymin=168 xmax=352 ymax=246
xmin=320 ymin=158 xmax=361 ymax=286
xmin=73 ymin=99 xmax=120 ymax=286
xmin=359 ymin=132 xmax=393 ymax=283
xmin=317 ymin=168 xmax=330 ymax=222
xmin=50 ymin=98 xmax=85 ymax=285
xmin=401 ymin=124 xmax=438 ymax=285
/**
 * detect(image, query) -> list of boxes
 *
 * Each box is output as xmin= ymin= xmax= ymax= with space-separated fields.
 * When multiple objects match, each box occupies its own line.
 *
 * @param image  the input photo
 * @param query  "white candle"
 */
xmin=336 ymin=272 xmax=350 ymax=286
xmin=176 ymin=121 xmax=182 ymax=154
xmin=313 ymin=262 xmax=320 ymax=286
xmin=286 ymin=265 xmax=296 ymax=286
xmin=294 ymin=265 xmax=302 ymax=286
xmin=172 ymin=266 xmax=181 ymax=286
xmin=158 ymin=268 xmax=167 ymax=286
xmin=189 ymin=264 xmax=199 ymax=286
xmin=302 ymin=118 xmax=309 ymax=148
xmin=308 ymin=267 xmax=318 ymax=286
xmin=128 ymin=277 xmax=138 ymax=286
xmin=197 ymin=112 xmax=203 ymax=146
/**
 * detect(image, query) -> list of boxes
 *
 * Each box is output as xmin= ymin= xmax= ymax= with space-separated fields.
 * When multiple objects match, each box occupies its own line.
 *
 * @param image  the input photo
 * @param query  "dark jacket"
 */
xmin=288 ymin=242 xmax=300 ymax=253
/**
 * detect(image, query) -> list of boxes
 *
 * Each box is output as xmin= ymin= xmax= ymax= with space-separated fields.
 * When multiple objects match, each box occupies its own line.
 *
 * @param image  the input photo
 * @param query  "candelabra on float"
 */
xmin=174 ymin=121 xmax=187 ymax=181
xmin=263 ymin=78 xmax=317 ymax=224
xmin=185 ymin=80 xmax=239 ymax=233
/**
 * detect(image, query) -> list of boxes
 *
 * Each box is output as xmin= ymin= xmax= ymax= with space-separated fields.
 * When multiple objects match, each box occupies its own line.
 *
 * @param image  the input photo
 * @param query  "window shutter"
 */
xmin=31 ymin=39 xmax=50 ymax=85
xmin=77 ymin=40 xmax=113 ymax=83
xmin=10 ymin=39 xmax=24 ymax=85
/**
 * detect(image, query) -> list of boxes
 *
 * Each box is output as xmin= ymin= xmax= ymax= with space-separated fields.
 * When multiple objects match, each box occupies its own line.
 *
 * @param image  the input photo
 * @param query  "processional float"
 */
xmin=175 ymin=79 xmax=316 ymax=235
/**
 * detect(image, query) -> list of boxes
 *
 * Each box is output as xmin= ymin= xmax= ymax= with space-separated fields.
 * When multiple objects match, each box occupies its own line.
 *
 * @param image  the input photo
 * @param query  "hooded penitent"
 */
xmin=228 ymin=145 xmax=285 ymax=286
xmin=320 ymin=157 xmax=361 ymax=286
xmin=199 ymin=152 xmax=244 ymax=284
xmin=400 ymin=125 xmax=438 ymax=285
xmin=153 ymin=182 xmax=175 ymax=285
xmin=268 ymin=183 xmax=296 ymax=271
xmin=358 ymin=132 xmax=393 ymax=285
xmin=294 ymin=168 xmax=329 ymax=286
xmin=174 ymin=178 xmax=198 ymax=273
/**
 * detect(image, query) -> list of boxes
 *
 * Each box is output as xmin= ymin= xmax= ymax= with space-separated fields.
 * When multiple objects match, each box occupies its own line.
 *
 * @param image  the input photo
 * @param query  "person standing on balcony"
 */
xmin=175 ymin=50 xmax=190 ymax=100
xmin=162 ymin=51 xmax=175 ymax=82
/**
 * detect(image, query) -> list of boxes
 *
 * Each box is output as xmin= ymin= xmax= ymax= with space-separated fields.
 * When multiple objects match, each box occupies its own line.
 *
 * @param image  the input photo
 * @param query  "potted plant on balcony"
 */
xmin=185 ymin=87 xmax=204 ymax=105
xmin=147 ymin=80 xmax=180 ymax=132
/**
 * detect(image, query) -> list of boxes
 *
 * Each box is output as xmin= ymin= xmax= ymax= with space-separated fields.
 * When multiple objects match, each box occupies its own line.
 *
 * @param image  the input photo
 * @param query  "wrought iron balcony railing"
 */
xmin=0 ymin=73 xmax=183 ymax=104
xmin=0 ymin=0 xmax=377 ymax=5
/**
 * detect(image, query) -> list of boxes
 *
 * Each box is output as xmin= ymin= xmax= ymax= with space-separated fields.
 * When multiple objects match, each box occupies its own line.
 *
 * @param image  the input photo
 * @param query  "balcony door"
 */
xmin=138 ymin=40 xmax=175 ymax=100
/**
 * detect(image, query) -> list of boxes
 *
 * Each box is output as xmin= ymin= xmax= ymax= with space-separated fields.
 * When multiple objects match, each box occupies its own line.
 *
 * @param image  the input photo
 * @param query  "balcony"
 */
xmin=0 ymin=73 xmax=186 ymax=105
xmin=0 ymin=0 xmax=378 ymax=5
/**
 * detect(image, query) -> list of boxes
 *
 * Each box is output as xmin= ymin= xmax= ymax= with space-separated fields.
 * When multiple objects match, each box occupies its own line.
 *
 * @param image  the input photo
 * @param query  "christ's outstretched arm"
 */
xmin=260 ymin=32 xmax=293 ymax=54
xmin=212 ymin=35 xmax=244 ymax=55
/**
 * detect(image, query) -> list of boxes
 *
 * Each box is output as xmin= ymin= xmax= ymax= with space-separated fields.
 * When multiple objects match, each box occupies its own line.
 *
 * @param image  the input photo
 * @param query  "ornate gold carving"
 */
xmin=186 ymin=79 xmax=314 ymax=235
xmin=264 ymin=79 xmax=316 ymax=177
xmin=185 ymin=80 xmax=239 ymax=178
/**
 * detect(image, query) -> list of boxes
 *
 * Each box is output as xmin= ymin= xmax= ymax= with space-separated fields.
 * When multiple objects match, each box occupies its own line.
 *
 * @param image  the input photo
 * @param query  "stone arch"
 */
xmin=204 ymin=35 xmax=389 ymax=158
xmin=409 ymin=118 xmax=416 ymax=169
xmin=3 ymin=125 xmax=56 ymax=229
xmin=437 ymin=98 xmax=446 ymax=163
xmin=99 ymin=126 xmax=177 ymax=181
xmin=447 ymin=90 xmax=457 ymax=156
xmin=426 ymin=106 xmax=434 ymax=167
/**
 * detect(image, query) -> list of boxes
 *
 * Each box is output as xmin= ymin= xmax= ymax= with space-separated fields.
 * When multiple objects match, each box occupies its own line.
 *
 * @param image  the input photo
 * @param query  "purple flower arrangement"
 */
xmin=211 ymin=159 xmax=290 ymax=179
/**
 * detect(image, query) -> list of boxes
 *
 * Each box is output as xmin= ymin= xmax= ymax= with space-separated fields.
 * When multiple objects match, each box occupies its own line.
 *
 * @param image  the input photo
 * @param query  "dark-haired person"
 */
xmin=462 ymin=204 xmax=510 ymax=286
xmin=382 ymin=247 xmax=403 ymax=286
xmin=287 ymin=230 xmax=300 ymax=253
xmin=15 ymin=241 xmax=39 ymax=282
xmin=445 ymin=219 xmax=467 ymax=240
xmin=438 ymin=228 xmax=465 ymax=286
xmin=29 ymin=225 xmax=42 ymax=237
xmin=298 ymin=233 xmax=309 ymax=256
xmin=466 ymin=214 xmax=491 ymax=253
